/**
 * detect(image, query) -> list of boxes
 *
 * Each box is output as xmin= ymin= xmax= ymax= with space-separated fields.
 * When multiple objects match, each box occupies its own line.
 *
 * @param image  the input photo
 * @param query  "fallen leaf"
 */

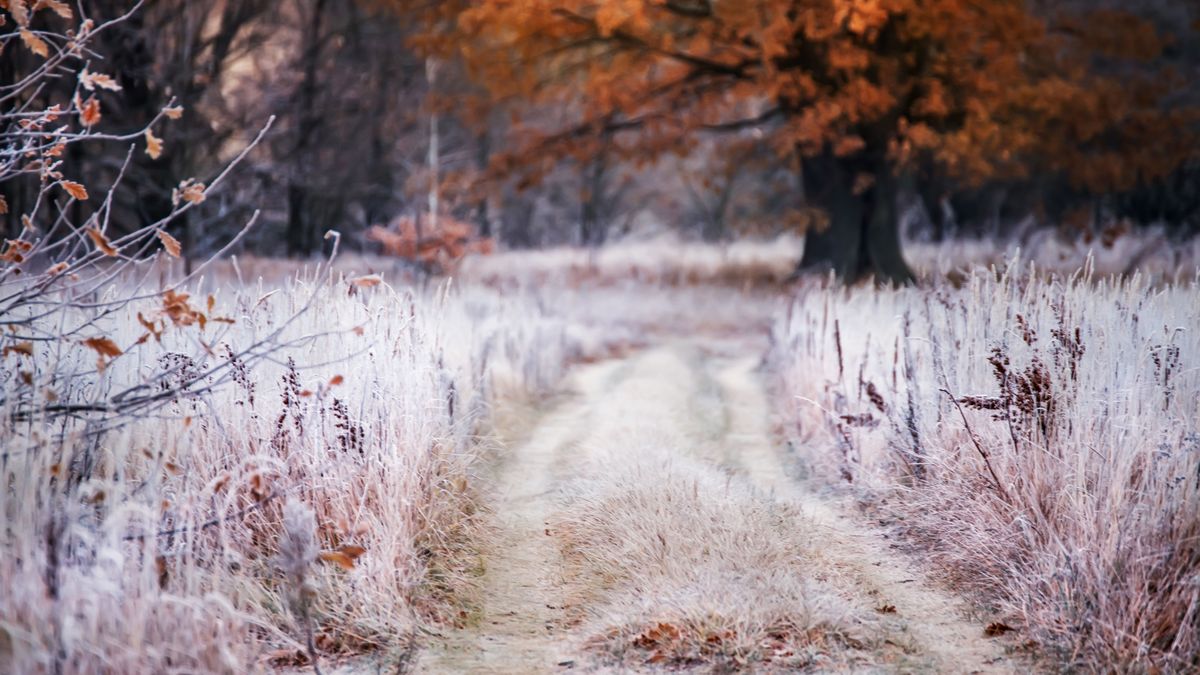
xmin=318 ymin=551 xmax=357 ymax=571
xmin=985 ymin=622 xmax=1015 ymax=637
xmin=350 ymin=274 xmax=383 ymax=288
xmin=336 ymin=544 xmax=366 ymax=560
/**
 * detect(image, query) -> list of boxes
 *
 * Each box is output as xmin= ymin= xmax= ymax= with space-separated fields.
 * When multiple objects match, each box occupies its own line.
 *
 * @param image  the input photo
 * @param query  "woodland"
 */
xmin=1 ymin=2 xmax=1199 ymax=674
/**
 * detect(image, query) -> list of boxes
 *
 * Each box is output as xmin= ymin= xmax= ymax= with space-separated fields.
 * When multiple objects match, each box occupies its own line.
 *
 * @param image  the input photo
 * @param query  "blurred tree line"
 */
xmin=2 ymin=0 xmax=1198 ymax=274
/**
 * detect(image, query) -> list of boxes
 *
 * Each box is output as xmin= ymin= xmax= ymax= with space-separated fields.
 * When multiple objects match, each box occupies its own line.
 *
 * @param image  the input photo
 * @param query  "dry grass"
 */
xmin=0 ymin=273 xmax=571 ymax=673
xmin=549 ymin=349 xmax=867 ymax=671
xmin=459 ymin=234 xmax=803 ymax=289
xmin=906 ymin=226 xmax=1200 ymax=283
xmin=770 ymin=259 xmax=1200 ymax=671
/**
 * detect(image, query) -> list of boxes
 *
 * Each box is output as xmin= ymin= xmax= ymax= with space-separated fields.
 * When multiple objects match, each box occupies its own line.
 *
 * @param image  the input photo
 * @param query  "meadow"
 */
xmin=2 ymin=233 xmax=1196 ymax=673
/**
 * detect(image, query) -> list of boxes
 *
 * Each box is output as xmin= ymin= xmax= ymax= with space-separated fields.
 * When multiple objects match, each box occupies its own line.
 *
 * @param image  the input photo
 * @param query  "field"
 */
xmin=1 ymin=234 xmax=1196 ymax=674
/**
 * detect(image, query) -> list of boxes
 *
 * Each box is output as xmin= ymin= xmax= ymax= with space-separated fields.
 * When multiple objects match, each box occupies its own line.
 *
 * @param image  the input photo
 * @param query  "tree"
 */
xmin=410 ymin=0 xmax=1198 ymax=283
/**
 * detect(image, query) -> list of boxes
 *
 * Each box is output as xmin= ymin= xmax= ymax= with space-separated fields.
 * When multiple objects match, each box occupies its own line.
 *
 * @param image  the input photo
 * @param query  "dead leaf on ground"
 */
xmin=985 ymin=621 xmax=1015 ymax=637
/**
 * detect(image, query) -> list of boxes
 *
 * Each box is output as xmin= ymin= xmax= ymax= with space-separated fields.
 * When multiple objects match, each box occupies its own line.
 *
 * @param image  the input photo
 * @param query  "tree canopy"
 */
xmin=405 ymin=0 xmax=1199 ymax=282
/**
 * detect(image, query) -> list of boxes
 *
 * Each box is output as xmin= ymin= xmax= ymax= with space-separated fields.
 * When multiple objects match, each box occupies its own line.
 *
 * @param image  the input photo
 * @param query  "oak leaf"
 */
xmin=19 ymin=28 xmax=48 ymax=57
xmin=156 ymin=229 xmax=181 ymax=257
xmin=80 ymin=69 xmax=122 ymax=92
xmin=3 ymin=341 xmax=34 ymax=358
xmin=36 ymin=0 xmax=73 ymax=19
xmin=83 ymin=336 xmax=122 ymax=358
xmin=61 ymin=180 xmax=88 ymax=201
xmin=86 ymin=227 xmax=119 ymax=256
xmin=79 ymin=96 xmax=101 ymax=127
xmin=144 ymin=128 xmax=163 ymax=159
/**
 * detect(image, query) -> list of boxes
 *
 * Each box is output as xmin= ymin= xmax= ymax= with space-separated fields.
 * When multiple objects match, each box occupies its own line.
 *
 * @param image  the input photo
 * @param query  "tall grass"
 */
xmin=0 ymin=273 xmax=569 ymax=673
xmin=770 ymin=261 xmax=1200 ymax=670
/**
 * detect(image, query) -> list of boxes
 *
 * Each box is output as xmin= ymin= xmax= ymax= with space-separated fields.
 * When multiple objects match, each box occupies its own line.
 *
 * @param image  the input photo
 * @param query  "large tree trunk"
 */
xmin=798 ymin=155 xmax=914 ymax=285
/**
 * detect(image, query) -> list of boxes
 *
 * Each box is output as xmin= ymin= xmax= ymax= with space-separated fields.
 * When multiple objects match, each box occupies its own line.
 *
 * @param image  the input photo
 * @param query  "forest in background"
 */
xmin=2 ymin=0 xmax=1199 ymax=281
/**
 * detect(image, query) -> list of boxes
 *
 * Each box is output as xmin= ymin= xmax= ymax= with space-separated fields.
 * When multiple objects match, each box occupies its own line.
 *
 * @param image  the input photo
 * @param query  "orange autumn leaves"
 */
xmin=408 ymin=0 xmax=1195 ymax=196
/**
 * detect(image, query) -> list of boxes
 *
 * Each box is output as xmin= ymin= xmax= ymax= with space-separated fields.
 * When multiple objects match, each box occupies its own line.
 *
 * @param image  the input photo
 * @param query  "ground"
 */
xmin=412 ymin=337 xmax=1019 ymax=673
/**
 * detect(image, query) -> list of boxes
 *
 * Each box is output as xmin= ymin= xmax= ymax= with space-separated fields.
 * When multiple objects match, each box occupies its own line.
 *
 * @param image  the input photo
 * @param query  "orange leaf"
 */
xmin=37 ymin=0 xmax=73 ymax=19
xmin=318 ymin=551 xmax=356 ymax=571
xmin=329 ymin=375 xmax=344 ymax=386
xmin=337 ymin=544 xmax=366 ymax=560
xmin=46 ymin=261 xmax=69 ymax=275
xmin=83 ymin=336 xmax=122 ymax=358
xmin=20 ymin=29 xmax=48 ymax=58
xmin=86 ymin=227 xmax=119 ymax=256
xmin=350 ymin=274 xmax=382 ymax=288
xmin=3 ymin=341 xmax=34 ymax=358
xmin=79 ymin=96 xmax=101 ymax=127
xmin=156 ymin=229 xmax=181 ymax=257
xmin=0 ymin=195 xmax=7 ymax=215
xmin=162 ymin=105 xmax=183 ymax=120
xmin=173 ymin=180 xmax=205 ymax=205
xmin=9 ymin=0 xmax=30 ymax=26
xmin=144 ymin=128 xmax=163 ymax=159
xmin=61 ymin=180 xmax=88 ymax=201
xmin=80 ymin=69 xmax=122 ymax=92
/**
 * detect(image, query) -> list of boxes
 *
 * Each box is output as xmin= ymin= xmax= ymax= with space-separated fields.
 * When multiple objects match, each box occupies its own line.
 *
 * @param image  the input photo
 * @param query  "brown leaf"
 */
xmin=173 ymin=179 xmax=206 ymax=205
xmin=318 ymin=551 xmax=357 ymax=571
xmin=61 ymin=180 xmax=88 ymax=201
xmin=156 ymin=229 xmax=181 ymax=257
xmin=46 ymin=261 xmax=69 ymax=275
xmin=19 ymin=29 xmax=48 ymax=57
xmin=336 ymin=544 xmax=366 ymax=561
xmin=329 ymin=375 xmax=344 ymax=386
xmin=83 ymin=336 xmax=122 ymax=358
xmin=144 ymin=128 xmax=163 ymax=160
xmin=86 ymin=227 xmax=118 ymax=256
xmin=36 ymin=0 xmax=73 ymax=19
xmin=350 ymin=274 xmax=383 ymax=288
xmin=9 ymin=0 xmax=30 ymax=26
xmin=875 ymin=603 xmax=897 ymax=614
xmin=984 ymin=622 xmax=1015 ymax=637
xmin=79 ymin=96 xmax=101 ymax=127
xmin=1 ymin=239 xmax=32 ymax=263
xmin=162 ymin=105 xmax=183 ymax=120
xmin=0 ymin=195 xmax=8 ymax=215
xmin=3 ymin=341 xmax=34 ymax=358
xmin=79 ymin=68 xmax=121 ymax=92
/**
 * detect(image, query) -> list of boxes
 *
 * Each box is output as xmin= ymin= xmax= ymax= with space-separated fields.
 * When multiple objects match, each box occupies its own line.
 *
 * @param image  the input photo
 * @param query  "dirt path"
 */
xmin=417 ymin=342 xmax=1017 ymax=673
xmin=713 ymin=354 xmax=1013 ymax=673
